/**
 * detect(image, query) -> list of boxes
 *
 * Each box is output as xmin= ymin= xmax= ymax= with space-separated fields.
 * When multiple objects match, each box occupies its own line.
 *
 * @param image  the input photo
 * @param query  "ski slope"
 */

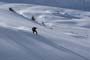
xmin=0 ymin=0 xmax=90 ymax=11
xmin=0 ymin=3 xmax=90 ymax=60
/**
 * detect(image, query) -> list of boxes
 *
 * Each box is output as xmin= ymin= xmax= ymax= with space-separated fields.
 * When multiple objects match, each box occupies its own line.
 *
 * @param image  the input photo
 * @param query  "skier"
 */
xmin=9 ymin=7 xmax=14 ymax=12
xmin=42 ymin=22 xmax=45 ymax=26
xmin=32 ymin=16 xmax=36 ymax=21
xmin=32 ymin=27 xmax=38 ymax=35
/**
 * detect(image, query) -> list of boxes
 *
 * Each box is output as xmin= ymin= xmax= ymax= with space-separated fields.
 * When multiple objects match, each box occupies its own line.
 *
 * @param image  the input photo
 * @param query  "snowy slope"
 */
xmin=0 ymin=3 xmax=90 ymax=60
xmin=0 ymin=0 xmax=90 ymax=11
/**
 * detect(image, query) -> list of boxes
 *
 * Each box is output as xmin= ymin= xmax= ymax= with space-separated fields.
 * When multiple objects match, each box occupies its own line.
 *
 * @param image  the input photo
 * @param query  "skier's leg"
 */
xmin=33 ymin=31 xmax=34 ymax=34
xmin=36 ymin=31 xmax=38 ymax=35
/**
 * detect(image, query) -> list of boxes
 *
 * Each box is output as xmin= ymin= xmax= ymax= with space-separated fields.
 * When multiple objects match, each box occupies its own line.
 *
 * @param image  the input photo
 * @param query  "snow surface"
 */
xmin=0 ymin=0 xmax=90 ymax=11
xmin=0 ymin=2 xmax=90 ymax=60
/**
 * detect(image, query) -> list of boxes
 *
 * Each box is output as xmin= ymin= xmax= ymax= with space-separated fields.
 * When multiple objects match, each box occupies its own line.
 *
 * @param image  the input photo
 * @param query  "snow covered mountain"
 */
xmin=0 ymin=0 xmax=90 ymax=11
xmin=0 ymin=2 xmax=90 ymax=60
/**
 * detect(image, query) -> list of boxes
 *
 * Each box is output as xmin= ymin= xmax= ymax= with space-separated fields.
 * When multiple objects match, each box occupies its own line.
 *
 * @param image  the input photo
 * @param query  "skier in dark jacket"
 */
xmin=32 ymin=27 xmax=38 ymax=35
xmin=9 ymin=7 xmax=14 ymax=12
xmin=32 ymin=16 xmax=36 ymax=21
